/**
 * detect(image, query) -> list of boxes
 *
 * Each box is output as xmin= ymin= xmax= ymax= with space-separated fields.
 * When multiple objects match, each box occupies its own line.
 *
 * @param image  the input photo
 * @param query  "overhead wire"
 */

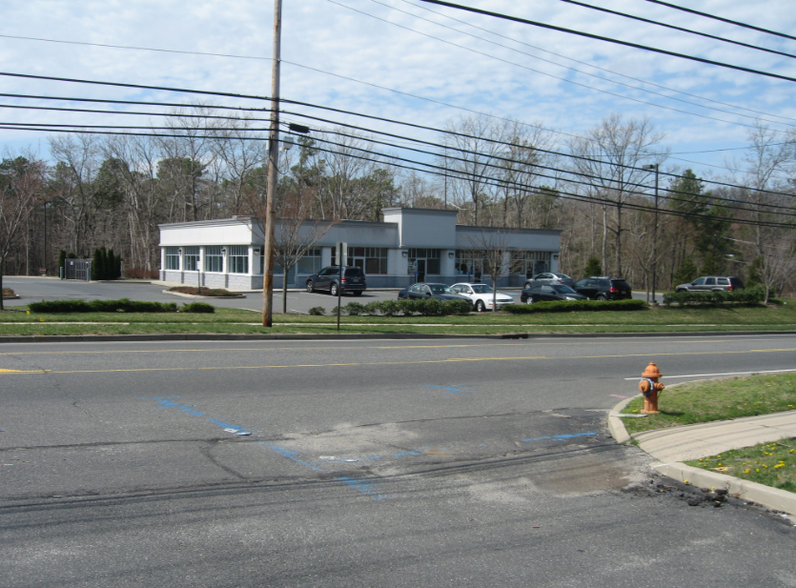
xmin=416 ymin=0 xmax=796 ymax=84
xmin=2 ymin=71 xmax=794 ymax=202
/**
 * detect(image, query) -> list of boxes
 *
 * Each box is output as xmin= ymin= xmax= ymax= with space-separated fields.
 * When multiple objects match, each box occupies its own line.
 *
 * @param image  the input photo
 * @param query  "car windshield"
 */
xmin=551 ymin=285 xmax=576 ymax=293
xmin=470 ymin=284 xmax=493 ymax=294
xmin=429 ymin=284 xmax=454 ymax=294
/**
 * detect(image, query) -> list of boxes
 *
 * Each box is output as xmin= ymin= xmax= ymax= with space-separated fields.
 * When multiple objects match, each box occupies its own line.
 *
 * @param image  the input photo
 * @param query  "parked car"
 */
xmin=675 ymin=275 xmax=744 ymax=293
xmin=450 ymin=282 xmax=514 ymax=312
xmin=520 ymin=284 xmax=587 ymax=304
xmin=306 ymin=266 xmax=366 ymax=296
xmin=398 ymin=282 xmax=470 ymax=302
xmin=572 ymin=277 xmax=632 ymax=300
xmin=523 ymin=272 xmax=574 ymax=289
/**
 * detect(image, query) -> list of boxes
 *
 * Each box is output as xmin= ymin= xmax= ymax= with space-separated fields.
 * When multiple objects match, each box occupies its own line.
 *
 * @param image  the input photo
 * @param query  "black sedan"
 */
xmin=398 ymin=282 xmax=469 ymax=301
xmin=520 ymin=284 xmax=587 ymax=304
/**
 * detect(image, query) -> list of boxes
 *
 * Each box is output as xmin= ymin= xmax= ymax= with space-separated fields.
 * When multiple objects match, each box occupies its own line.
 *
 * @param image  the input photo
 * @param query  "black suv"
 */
xmin=675 ymin=275 xmax=744 ymax=293
xmin=306 ymin=266 xmax=366 ymax=296
xmin=572 ymin=277 xmax=632 ymax=300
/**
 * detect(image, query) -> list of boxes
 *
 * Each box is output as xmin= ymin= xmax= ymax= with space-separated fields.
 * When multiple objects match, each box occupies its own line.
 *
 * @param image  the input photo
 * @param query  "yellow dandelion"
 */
xmin=774 ymin=464 xmax=785 ymax=469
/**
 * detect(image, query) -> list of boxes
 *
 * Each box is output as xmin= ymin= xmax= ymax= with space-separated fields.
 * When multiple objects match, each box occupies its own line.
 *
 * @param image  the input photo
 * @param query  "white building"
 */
xmin=158 ymin=208 xmax=561 ymax=289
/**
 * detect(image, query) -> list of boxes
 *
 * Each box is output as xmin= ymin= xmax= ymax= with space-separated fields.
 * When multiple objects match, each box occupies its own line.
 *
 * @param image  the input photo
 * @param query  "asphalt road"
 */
xmin=1 ymin=333 xmax=795 ymax=587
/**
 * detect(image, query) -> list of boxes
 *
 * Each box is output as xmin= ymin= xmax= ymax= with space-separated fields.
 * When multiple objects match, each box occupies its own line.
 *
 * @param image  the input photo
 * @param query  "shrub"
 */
xmin=662 ymin=288 xmax=764 ymax=306
xmin=180 ymin=302 xmax=215 ymax=313
xmin=343 ymin=302 xmax=366 ymax=316
xmin=28 ymin=299 xmax=179 ymax=313
xmin=308 ymin=306 xmax=325 ymax=316
xmin=503 ymin=299 xmax=647 ymax=313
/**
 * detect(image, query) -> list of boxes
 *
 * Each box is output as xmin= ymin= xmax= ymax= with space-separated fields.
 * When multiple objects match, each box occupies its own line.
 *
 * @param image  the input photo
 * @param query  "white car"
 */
xmin=450 ymin=283 xmax=515 ymax=312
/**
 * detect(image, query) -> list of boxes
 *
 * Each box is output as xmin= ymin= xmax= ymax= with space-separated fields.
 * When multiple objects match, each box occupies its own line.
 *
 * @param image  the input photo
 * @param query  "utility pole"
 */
xmin=262 ymin=0 xmax=282 ymax=327
xmin=643 ymin=164 xmax=659 ymax=305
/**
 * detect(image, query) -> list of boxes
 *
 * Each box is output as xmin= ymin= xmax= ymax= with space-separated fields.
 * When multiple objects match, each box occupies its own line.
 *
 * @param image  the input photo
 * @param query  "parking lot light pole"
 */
xmin=643 ymin=164 xmax=659 ymax=305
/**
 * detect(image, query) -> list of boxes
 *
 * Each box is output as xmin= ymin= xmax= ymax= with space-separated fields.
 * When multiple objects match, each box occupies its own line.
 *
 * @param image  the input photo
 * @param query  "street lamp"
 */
xmin=642 ymin=164 xmax=659 ymax=305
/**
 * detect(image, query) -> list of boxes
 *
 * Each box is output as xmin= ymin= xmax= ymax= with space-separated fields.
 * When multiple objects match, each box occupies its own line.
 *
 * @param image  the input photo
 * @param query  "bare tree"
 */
xmin=441 ymin=115 xmax=506 ymax=226
xmin=567 ymin=114 xmax=667 ymax=277
xmin=464 ymin=228 xmax=521 ymax=311
xmin=0 ymin=154 xmax=46 ymax=309
xmin=271 ymin=191 xmax=335 ymax=313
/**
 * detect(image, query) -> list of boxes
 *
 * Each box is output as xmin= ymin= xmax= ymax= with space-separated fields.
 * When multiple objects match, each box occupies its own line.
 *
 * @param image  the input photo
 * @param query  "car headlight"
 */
xmin=565 ymin=296 xmax=578 ymax=300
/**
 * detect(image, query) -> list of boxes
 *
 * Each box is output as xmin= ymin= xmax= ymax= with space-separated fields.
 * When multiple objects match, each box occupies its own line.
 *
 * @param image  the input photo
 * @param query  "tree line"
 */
xmin=2 ymin=107 xmax=794 ymax=300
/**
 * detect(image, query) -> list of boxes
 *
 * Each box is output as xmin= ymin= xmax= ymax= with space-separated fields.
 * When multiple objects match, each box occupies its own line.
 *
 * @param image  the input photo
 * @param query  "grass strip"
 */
xmin=620 ymin=372 xmax=796 ymax=435
xmin=685 ymin=441 xmax=796 ymax=492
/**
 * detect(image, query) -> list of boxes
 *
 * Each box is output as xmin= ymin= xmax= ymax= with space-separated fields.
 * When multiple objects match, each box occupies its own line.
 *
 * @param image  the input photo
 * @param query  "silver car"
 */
xmin=523 ymin=272 xmax=574 ymax=289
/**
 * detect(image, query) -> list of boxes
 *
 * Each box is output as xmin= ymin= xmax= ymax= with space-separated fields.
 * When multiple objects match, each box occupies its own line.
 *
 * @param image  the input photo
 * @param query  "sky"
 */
xmin=2 ymin=0 xmax=795 ymax=187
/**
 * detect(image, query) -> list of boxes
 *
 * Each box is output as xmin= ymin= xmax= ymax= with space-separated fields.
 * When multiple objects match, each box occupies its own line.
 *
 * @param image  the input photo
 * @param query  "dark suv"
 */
xmin=306 ymin=266 xmax=366 ymax=296
xmin=572 ymin=277 xmax=632 ymax=300
xmin=675 ymin=275 xmax=744 ymax=293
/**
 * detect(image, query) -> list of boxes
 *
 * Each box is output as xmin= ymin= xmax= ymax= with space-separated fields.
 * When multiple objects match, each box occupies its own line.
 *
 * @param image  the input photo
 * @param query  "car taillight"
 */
xmin=341 ymin=277 xmax=347 ymax=283
xmin=728 ymin=285 xmax=733 ymax=291
xmin=609 ymin=287 xmax=618 ymax=293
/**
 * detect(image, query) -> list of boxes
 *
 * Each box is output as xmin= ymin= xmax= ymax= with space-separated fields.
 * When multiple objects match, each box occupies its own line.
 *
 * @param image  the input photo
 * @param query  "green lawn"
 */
xmin=1 ymin=300 xmax=796 ymax=336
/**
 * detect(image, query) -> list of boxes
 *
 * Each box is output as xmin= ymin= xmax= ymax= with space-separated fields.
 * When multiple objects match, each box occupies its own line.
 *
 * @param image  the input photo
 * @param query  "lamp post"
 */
xmin=642 ymin=164 xmax=659 ymax=305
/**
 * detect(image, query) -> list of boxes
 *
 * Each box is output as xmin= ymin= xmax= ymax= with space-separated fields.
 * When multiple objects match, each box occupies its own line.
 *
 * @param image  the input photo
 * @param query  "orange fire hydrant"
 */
xmin=638 ymin=361 xmax=665 ymax=414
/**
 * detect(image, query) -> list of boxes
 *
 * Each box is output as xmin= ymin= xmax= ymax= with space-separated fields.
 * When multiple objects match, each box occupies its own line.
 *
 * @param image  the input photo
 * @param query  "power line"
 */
xmin=643 ymin=0 xmax=796 ymax=42
xmin=2 ymin=72 xmax=793 ymax=201
xmin=554 ymin=0 xmax=796 ymax=61
xmin=417 ymin=0 xmax=796 ymax=84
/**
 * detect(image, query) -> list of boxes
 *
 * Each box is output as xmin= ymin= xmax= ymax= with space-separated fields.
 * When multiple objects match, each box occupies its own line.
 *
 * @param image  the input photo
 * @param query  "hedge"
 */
xmin=503 ymin=299 xmax=647 ymax=313
xmin=662 ymin=288 xmax=765 ymax=306
xmin=338 ymin=298 xmax=472 ymax=317
xmin=28 ymin=299 xmax=181 ymax=313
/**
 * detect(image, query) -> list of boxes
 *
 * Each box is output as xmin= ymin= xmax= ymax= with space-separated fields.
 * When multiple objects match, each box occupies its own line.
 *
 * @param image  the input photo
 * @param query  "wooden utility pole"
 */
xmin=262 ymin=0 xmax=282 ymax=327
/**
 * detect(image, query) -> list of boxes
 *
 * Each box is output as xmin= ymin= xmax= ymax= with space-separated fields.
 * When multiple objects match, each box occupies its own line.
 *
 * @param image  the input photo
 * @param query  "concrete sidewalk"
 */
xmin=609 ymin=399 xmax=796 ymax=519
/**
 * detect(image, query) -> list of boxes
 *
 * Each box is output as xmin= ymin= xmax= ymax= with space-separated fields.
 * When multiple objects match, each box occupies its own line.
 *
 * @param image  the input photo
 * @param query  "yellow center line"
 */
xmin=1 ymin=347 xmax=794 ymax=375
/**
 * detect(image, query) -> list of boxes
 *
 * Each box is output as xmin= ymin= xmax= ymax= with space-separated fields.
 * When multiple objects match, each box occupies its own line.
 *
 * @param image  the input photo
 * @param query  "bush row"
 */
xmin=328 ymin=298 xmax=474 ymax=317
xmin=27 ymin=299 xmax=215 ymax=313
xmin=662 ymin=288 xmax=765 ymax=306
xmin=503 ymin=299 xmax=647 ymax=313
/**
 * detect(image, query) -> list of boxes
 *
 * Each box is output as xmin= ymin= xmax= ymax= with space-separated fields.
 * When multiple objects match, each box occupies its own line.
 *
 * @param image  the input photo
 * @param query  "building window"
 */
xmin=408 ymin=248 xmax=440 ymax=274
xmin=296 ymin=247 xmax=322 ymax=274
xmin=228 ymin=245 xmax=248 ymax=274
xmin=183 ymin=246 xmax=200 ymax=271
xmin=510 ymin=251 xmax=551 ymax=277
xmin=205 ymin=246 xmax=223 ymax=272
xmin=455 ymin=250 xmax=483 ymax=276
xmin=165 ymin=247 xmax=180 ymax=270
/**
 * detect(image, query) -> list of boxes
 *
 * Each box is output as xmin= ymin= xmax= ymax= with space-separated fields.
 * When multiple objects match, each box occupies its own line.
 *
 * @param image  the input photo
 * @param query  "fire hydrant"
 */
xmin=638 ymin=361 xmax=665 ymax=414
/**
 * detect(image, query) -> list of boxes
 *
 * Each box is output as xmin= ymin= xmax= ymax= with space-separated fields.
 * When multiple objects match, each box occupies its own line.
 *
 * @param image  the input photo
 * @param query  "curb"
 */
xmin=609 ymin=394 xmax=796 ymax=520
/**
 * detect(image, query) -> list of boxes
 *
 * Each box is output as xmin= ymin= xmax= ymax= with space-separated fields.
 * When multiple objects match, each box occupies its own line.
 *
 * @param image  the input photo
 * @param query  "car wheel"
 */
xmin=475 ymin=300 xmax=485 ymax=312
xmin=524 ymin=282 xmax=532 ymax=289
xmin=525 ymin=297 xmax=534 ymax=305
xmin=596 ymin=294 xmax=607 ymax=301
xmin=330 ymin=283 xmax=338 ymax=296
xmin=306 ymin=280 xmax=314 ymax=293
xmin=675 ymin=288 xmax=686 ymax=293
xmin=353 ymin=291 xmax=363 ymax=296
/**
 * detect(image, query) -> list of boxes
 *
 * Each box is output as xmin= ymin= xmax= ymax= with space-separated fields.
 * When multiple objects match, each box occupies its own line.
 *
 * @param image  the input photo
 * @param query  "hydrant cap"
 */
xmin=641 ymin=362 xmax=662 ymax=379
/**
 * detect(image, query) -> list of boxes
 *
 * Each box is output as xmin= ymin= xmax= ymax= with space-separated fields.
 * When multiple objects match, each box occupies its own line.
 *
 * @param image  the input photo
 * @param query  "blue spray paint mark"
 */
xmin=148 ymin=397 xmax=249 ymax=435
xmin=425 ymin=385 xmax=476 ymax=394
xmin=523 ymin=432 xmax=597 ymax=443
xmin=336 ymin=477 xmax=388 ymax=500
xmin=258 ymin=443 xmax=322 ymax=471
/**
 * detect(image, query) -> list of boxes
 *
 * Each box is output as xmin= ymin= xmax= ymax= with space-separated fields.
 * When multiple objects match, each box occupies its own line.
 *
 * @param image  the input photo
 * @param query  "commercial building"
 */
xmin=158 ymin=208 xmax=561 ymax=289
